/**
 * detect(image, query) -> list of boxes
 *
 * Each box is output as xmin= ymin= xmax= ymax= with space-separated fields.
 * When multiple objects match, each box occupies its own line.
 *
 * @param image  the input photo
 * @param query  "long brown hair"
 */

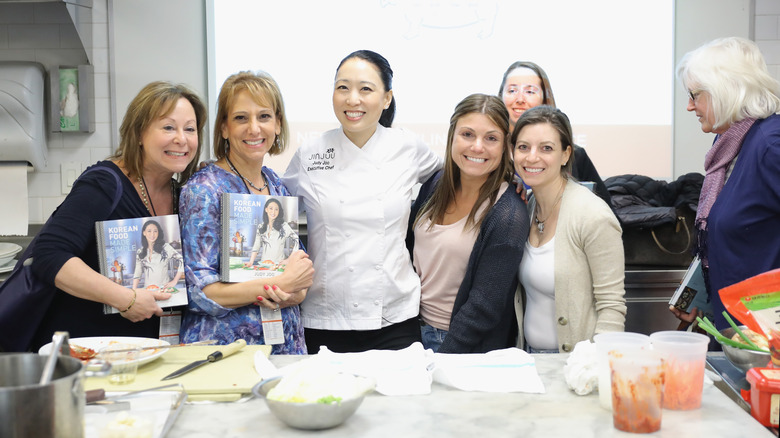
xmin=416 ymin=94 xmax=512 ymax=232
xmin=111 ymin=81 xmax=207 ymax=184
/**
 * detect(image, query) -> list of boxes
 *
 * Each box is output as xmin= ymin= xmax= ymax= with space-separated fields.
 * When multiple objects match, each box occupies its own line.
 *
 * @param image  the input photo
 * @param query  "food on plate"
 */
xmin=249 ymin=260 xmax=285 ymax=271
xmin=99 ymin=411 xmax=153 ymax=438
xmin=145 ymin=284 xmax=179 ymax=294
xmin=70 ymin=344 xmax=98 ymax=361
xmin=731 ymin=328 xmax=770 ymax=350
xmin=267 ymin=360 xmax=374 ymax=404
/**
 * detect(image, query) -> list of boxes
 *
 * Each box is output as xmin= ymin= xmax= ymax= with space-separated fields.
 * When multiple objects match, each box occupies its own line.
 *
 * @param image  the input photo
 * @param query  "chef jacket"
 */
xmin=283 ymin=125 xmax=443 ymax=330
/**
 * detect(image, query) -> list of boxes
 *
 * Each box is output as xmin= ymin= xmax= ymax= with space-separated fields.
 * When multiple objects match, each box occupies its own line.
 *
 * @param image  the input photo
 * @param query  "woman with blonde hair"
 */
xmin=179 ymin=71 xmax=313 ymax=353
xmin=27 ymin=81 xmax=206 ymax=351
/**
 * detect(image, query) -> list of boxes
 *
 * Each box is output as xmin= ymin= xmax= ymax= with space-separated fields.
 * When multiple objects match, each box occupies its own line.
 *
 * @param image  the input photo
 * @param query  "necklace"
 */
xmin=138 ymin=176 xmax=157 ymax=216
xmin=225 ymin=155 xmax=267 ymax=192
xmin=534 ymin=181 xmax=566 ymax=234
xmin=138 ymin=176 xmax=177 ymax=216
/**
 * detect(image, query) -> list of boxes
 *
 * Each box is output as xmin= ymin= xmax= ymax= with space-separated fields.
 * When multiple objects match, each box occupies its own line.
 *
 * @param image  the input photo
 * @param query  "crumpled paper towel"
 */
xmin=433 ymin=347 xmax=545 ymax=393
xmin=563 ymin=340 xmax=599 ymax=395
xmin=255 ymin=350 xmax=281 ymax=379
xmin=311 ymin=342 xmax=435 ymax=396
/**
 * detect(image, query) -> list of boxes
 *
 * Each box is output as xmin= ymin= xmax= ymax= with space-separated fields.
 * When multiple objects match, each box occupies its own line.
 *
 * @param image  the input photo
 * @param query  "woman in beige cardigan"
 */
xmin=511 ymin=106 xmax=625 ymax=353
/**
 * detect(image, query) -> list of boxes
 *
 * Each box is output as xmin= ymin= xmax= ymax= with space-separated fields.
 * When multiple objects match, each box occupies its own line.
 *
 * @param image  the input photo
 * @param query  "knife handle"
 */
xmin=220 ymin=339 xmax=247 ymax=359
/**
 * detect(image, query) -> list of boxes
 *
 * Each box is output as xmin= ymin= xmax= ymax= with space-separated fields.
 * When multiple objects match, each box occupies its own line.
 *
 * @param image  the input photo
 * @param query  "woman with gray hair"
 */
xmin=672 ymin=37 xmax=780 ymax=330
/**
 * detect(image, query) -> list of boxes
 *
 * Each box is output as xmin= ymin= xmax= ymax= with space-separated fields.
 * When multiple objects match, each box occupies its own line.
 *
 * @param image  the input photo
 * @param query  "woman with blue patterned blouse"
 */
xmin=178 ymin=71 xmax=314 ymax=353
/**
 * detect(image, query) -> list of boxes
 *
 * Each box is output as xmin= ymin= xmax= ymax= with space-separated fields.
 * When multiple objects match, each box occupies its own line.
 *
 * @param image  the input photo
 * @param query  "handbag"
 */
xmin=622 ymin=206 xmax=696 ymax=267
xmin=0 ymin=166 xmax=123 ymax=352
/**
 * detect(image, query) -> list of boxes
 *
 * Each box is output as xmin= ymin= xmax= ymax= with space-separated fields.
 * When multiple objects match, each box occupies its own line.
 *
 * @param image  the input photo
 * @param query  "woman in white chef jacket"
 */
xmin=283 ymin=50 xmax=443 ymax=353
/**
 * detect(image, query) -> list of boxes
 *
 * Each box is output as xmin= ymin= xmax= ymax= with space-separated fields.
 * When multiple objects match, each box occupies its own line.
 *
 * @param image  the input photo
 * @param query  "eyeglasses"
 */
xmin=504 ymin=84 xmax=543 ymax=100
xmin=688 ymin=89 xmax=703 ymax=102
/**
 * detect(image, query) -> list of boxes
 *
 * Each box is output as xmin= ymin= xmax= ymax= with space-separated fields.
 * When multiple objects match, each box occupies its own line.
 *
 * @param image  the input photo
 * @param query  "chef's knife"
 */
xmin=161 ymin=339 xmax=247 ymax=380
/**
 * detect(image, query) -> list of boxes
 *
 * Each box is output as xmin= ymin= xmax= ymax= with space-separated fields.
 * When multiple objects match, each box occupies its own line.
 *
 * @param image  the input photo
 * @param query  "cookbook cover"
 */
xmin=95 ymin=214 xmax=188 ymax=314
xmin=220 ymin=193 xmax=300 ymax=283
xmin=668 ymin=256 xmax=709 ymax=314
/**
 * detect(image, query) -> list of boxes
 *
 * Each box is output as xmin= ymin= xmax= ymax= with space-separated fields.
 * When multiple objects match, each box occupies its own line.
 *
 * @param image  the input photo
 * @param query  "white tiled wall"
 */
xmin=1 ymin=0 xmax=779 ymax=226
xmin=757 ymin=0 xmax=780 ymax=78
xmin=0 ymin=0 xmax=111 ymax=225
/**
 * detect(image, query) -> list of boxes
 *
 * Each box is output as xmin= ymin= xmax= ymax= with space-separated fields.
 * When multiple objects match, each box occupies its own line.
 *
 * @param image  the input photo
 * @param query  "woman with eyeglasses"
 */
xmin=512 ymin=106 xmax=626 ymax=353
xmin=671 ymin=37 xmax=780 ymax=331
xmin=498 ymin=61 xmax=612 ymax=207
xmin=25 ymin=82 xmax=206 ymax=352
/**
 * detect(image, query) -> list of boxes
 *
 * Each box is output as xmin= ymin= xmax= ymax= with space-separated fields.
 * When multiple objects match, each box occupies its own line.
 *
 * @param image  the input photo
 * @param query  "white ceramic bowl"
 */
xmin=252 ymin=376 xmax=373 ymax=430
xmin=0 ymin=243 xmax=22 ymax=266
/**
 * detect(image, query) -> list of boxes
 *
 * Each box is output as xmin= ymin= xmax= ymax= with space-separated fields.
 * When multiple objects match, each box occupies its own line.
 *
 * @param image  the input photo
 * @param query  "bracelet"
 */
xmin=119 ymin=289 xmax=137 ymax=313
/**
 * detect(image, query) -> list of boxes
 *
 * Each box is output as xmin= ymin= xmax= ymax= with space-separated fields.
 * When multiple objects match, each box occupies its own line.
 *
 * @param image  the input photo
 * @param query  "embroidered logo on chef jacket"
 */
xmin=306 ymin=148 xmax=336 ymax=171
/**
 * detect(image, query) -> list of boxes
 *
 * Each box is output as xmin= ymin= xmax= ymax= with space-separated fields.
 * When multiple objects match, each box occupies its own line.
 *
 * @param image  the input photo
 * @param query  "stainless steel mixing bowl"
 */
xmin=252 ymin=375 xmax=373 ymax=430
xmin=719 ymin=326 xmax=771 ymax=373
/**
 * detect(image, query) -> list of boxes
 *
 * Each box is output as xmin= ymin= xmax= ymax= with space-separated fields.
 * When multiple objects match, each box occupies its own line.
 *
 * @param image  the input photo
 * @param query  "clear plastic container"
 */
xmin=609 ymin=349 xmax=664 ymax=433
xmin=649 ymin=331 xmax=709 ymax=410
xmin=593 ymin=332 xmax=651 ymax=410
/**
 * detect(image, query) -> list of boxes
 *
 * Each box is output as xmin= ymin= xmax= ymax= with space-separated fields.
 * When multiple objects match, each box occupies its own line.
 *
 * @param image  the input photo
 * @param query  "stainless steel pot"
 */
xmin=0 ymin=353 xmax=85 ymax=438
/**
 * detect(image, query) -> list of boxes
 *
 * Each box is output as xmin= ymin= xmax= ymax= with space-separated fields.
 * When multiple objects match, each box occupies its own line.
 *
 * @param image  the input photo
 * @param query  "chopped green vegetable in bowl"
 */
xmin=266 ymin=364 xmax=372 ymax=404
xmin=253 ymin=359 xmax=376 ymax=430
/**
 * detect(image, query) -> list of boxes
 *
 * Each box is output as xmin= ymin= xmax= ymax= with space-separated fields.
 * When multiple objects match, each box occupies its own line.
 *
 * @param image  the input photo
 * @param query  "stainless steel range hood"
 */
xmin=0 ymin=0 xmax=93 ymax=64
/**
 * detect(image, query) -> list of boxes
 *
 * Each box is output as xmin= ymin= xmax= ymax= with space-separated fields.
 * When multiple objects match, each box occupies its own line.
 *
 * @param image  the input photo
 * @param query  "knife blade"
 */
xmin=161 ymin=339 xmax=247 ymax=380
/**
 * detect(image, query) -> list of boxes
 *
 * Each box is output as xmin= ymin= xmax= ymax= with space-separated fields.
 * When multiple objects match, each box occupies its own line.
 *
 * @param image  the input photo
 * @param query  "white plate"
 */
xmin=0 ymin=242 xmax=22 ymax=258
xmin=0 ymin=259 xmax=14 ymax=273
xmin=38 ymin=336 xmax=170 ymax=367
xmin=0 ymin=242 xmax=22 ymax=266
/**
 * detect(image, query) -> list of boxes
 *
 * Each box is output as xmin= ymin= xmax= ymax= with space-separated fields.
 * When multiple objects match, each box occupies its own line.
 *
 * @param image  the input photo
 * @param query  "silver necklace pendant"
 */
xmin=535 ymin=218 xmax=545 ymax=234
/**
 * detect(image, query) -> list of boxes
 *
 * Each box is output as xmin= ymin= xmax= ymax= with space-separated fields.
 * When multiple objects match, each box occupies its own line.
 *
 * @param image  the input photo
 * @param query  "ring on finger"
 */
xmin=273 ymin=303 xmax=280 ymax=312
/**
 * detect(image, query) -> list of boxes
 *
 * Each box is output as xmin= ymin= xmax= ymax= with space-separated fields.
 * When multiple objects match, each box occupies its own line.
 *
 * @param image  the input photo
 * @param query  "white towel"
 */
xmin=315 ymin=342 xmax=434 ymax=396
xmin=563 ymin=340 xmax=598 ymax=395
xmin=432 ymin=347 xmax=545 ymax=393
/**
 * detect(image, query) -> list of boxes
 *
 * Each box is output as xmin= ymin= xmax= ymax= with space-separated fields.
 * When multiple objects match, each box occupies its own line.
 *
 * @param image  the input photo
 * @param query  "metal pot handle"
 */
xmin=39 ymin=331 xmax=70 ymax=385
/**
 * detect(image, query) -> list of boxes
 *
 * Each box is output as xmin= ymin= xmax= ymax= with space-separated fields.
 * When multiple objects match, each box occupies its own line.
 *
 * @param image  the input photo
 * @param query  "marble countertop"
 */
xmin=165 ymin=353 xmax=772 ymax=438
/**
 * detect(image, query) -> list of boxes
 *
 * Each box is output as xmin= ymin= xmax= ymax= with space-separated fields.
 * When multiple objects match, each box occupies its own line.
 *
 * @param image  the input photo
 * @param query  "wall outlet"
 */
xmin=60 ymin=162 xmax=81 ymax=194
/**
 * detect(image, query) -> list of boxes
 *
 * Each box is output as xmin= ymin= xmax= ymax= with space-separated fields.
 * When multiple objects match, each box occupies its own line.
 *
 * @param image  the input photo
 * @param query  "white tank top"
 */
xmin=519 ymin=237 xmax=558 ymax=350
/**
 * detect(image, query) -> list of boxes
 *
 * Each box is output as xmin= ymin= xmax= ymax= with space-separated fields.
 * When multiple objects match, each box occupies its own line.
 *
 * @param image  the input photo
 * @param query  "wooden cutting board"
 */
xmin=85 ymin=344 xmax=272 ymax=401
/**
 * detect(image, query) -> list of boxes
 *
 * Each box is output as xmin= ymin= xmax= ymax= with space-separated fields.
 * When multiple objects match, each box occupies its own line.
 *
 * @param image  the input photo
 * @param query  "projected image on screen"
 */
xmin=211 ymin=0 xmax=674 ymax=179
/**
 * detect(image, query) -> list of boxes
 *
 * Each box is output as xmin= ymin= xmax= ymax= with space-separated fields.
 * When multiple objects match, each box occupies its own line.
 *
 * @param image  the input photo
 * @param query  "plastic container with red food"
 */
xmin=742 ymin=367 xmax=780 ymax=427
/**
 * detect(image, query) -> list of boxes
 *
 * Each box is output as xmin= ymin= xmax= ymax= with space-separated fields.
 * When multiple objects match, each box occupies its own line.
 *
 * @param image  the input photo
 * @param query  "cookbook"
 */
xmin=220 ymin=192 xmax=300 ymax=283
xmin=668 ymin=256 xmax=710 ymax=314
xmin=95 ymin=214 xmax=188 ymax=314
